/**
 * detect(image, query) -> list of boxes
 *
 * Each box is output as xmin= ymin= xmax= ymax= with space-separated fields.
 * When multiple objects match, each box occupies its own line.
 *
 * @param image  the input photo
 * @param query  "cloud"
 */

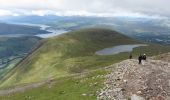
xmin=0 ymin=0 xmax=169 ymax=17
xmin=0 ymin=9 xmax=13 ymax=16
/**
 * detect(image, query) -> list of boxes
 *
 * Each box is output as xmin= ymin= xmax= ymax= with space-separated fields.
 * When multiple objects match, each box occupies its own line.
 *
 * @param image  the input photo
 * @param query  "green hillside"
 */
xmin=0 ymin=28 xmax=170 ymax=100
xmin=0 ymin=28 xmax=170 ymax=88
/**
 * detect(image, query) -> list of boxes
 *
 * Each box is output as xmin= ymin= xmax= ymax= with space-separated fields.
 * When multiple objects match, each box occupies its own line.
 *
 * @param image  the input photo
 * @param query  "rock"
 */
xmin=121 ymin=88 xmax=126 ymax=91
xmin=137 ymin=91 xmax=142 ymax=94
xmin=116 ymin=78 xmax=121 ymax=81
xmin=114 ymin=88 xmax=122 ymax=92
xmin=131 ymin=94 xmax=145 ymax=100
xmin=123 ymin=80 xmax=127 ymax=84
xmin=89 ymin=94 xmax=94 ymax=96
xmin=82 ymin=93 xmax=87 ymax=96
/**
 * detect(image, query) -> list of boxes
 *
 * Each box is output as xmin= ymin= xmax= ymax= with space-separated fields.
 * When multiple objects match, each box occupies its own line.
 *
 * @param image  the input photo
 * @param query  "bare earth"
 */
xmin=98 ymin=53 xmax=170 ymax=100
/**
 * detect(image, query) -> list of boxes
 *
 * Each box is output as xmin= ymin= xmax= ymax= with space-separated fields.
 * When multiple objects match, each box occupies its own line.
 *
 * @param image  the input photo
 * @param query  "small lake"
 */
xmin=96 ymin=44 xmax=148 ymax=55
xmin=35 ymin=29 xmax=68 ymax=38
xmin=10 ymin=22 xmax=50 ymax=30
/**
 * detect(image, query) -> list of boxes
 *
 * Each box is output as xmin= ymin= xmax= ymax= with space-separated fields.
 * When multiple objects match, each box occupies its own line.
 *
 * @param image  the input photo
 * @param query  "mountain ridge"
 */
xmin=0 ymin=28 xmax=139 ymax=87
xmin=98 ymin=53 xmax=170 ymax=100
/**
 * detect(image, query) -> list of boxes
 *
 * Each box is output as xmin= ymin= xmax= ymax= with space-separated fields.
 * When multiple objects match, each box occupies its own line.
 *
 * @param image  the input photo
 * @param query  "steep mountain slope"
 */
xmin=0 ymin=28 xmax=170 ymax=88
xmin=0 ymin=28 xmax=133 ymax=87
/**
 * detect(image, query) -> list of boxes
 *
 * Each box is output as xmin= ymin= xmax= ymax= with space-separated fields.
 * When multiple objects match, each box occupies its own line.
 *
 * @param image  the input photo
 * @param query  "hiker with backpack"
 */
xmin=142 ymin=54 xmax=146 ymax=60
xmin=138 ymin=53 xmax=147 ymax=64
xmin=138 ymin=54 xmax=142 ymax=64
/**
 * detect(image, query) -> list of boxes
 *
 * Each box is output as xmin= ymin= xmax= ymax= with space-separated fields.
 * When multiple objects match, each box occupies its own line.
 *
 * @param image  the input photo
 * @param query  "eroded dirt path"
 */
xmin=0 ymin=78 xmax=54 ymax=96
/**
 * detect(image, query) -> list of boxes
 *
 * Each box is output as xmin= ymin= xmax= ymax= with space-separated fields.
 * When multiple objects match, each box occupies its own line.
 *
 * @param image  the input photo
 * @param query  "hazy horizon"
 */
xmin=0 ymin=0 xmax=169 ymax=19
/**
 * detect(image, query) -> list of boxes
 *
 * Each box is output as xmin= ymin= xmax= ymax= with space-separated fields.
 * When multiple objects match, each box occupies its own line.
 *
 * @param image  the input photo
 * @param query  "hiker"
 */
xmin=138 ymin=55 xmax=142 ymax=64
xmin=129 ymin=53 xmax=132 ymax=59
xmin=142 ymin=54 xmax=146 ymax=60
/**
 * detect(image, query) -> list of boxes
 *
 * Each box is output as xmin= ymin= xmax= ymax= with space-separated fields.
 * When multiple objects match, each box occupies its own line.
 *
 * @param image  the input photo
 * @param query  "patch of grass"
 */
xmin=0 ymin=69 xmax=107 ymax=100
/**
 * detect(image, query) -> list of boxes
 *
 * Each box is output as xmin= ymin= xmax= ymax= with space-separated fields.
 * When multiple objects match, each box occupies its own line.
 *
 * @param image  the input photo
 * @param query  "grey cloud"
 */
xmin=0 ymin=0 xmax=169 ymax=17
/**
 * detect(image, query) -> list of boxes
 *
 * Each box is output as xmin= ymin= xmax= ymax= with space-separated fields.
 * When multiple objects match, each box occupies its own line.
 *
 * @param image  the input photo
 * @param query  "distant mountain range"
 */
xmin=1 ymin=15 xmax=170 ymax=45
xmin=0 ymin=23 xmax=49 ymax=35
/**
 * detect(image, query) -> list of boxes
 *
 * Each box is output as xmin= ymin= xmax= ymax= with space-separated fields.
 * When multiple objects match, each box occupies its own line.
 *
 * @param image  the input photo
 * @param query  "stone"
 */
xmin=82 ymin=93 xmax=87 ymax=96
xmin=131 ymin=94 xmax=145 ymax=100
xmin=123 ymin=80 xmax=127 ymax=84
xmin=89 ymin=94 xmax=94 ymax=96
xmin=137 ymin=91 xmax=142 ymax=94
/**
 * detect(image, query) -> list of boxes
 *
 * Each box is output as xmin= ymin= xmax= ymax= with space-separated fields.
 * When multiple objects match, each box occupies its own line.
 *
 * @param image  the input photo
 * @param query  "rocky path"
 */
xmin=97 ymin=58 xmax=170 ymax=100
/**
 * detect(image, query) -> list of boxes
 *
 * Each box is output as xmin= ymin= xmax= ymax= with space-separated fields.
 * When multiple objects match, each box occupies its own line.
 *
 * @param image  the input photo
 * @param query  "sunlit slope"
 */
xmin=1 ymin=28 xmax=170 ymax=88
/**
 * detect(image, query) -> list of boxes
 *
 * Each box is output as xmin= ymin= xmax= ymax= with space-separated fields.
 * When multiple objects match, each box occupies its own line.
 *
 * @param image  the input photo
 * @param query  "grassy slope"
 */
xmin=0 ymin=28 xmax=139 ymax=87
xmin=0 ymin=28 xmax=170 ymax=100
xmin=0 ymin=68 xmax=107 ymax=100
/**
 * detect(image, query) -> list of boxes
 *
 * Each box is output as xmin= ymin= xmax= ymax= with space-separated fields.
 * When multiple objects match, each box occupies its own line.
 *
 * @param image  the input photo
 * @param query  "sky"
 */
xmin=0 ymin=0 xmax=169 ymax=18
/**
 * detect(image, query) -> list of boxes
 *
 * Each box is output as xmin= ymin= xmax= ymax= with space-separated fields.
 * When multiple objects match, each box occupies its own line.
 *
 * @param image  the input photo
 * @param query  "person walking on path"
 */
xmin=142 ymin=54 xmax=146 ymax=60
xmin=138 ymin=54 xmax=142 ymax=64
xmin=129 ymin=53 xmax=132 ymax=59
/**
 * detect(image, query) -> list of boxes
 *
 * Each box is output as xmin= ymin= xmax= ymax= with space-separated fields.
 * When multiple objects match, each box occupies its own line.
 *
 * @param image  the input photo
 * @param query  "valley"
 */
xmin=0 ymin=16 xmax=170 ymax=100
xmin=2 ymin=16 xmax=170 ymax=45
xmin=0 ymin=28 xmax=169 ymax=100
xmin=0 ymin=0 xmax=170 ymax=99
xmin=0 ymin=36 xmax=41 ymax=80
